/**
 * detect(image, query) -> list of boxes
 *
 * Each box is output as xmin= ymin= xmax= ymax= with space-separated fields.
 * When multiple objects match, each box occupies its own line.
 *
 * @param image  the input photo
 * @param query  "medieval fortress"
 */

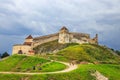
xmin=12 ymin=27 xmax=98 ymax=55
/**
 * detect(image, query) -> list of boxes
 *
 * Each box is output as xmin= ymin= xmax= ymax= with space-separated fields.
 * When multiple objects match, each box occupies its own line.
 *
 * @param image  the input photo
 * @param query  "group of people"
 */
xmin=33 ymin=63 xmax=42 ymax=70
xmin=69 ymin=61 xmax=75 ymax=66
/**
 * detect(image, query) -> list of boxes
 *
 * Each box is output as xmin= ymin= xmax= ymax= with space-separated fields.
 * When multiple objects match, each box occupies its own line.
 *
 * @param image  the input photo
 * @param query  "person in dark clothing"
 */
xmin=33 ymin=66 xmax=36 ymax=70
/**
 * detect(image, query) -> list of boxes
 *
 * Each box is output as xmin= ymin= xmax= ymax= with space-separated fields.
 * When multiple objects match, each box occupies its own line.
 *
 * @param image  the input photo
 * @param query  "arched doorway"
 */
xmin=18 ymin=50 xmax=23 ymax=54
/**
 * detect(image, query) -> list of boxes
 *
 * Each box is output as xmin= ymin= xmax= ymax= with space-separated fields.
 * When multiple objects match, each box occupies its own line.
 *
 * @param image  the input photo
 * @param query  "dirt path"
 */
xmin=0 ymin=61 xmax=78 ymax=75
xmin=91 ymin=71 xmax=108 ymax=80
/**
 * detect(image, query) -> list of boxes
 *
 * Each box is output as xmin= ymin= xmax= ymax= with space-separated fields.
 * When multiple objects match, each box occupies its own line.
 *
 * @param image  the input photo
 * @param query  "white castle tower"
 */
xmin=58 ymin=26 xmax=70 ymax=44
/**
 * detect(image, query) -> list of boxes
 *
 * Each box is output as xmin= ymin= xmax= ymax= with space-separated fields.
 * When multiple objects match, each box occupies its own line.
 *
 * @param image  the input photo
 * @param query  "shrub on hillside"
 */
xmin=1 ymin=52 xmax=9 ymax=58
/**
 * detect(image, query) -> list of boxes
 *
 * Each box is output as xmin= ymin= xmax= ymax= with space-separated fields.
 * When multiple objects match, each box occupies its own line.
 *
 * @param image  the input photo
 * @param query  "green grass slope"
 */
xmin=41 ymin=62 xmax=66 ymax=72
xmin=0 ymin=55 xmax=66 ymax=72
xmin=0 ymin=44 xmax=120 ymax=80
xmin=0 ymin=64 xmax=120 ymax=80
xmin=0 ymin=55 xmax=26 ymax=71
xmin=56 ymin=44 xmax=120 ymax=63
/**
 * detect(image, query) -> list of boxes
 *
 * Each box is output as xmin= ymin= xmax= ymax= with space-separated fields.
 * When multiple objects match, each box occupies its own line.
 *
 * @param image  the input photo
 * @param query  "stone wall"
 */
xmin=25 ymin=39 xmax=33 ymax=43
xmin=12 ymin=44 xmax=31 ymax=55
xmin=70 ymin=32 xmax=90 ymax=39
xmin=32 ymin=33 xmax=59 ymax=48
xmin=89 ymin=34 xmax=98 ymax=44
xmin=69 ymin=32 xmax=90 ymax=44
xmin=58 ymin=33 xmax=70 ymax=44
xmin=32 ymin=32 xmax=97 ymax=48
xmin=89 ymin=37 xmax=98 ymax=44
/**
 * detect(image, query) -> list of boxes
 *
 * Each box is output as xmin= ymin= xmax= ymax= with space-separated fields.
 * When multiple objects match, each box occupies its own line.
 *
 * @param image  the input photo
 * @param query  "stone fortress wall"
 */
xmin=12 ymin=44 xmax=31 ymax=55
xmin=67 ymin=32 xmax=90 ymax=44
xmin=12 ymin=26 xmax=98 ymax=55
xmin=32 ymin=33 xmax=59 ymax=48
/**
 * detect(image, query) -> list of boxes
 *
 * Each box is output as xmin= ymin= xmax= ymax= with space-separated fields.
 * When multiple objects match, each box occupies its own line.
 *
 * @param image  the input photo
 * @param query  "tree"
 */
xmin=110 ymin=48 xmax=114 ymax=51
xmin=115 ymin=50 xmax=120 ymax=56
xmin=0 ymin=53 xmax=1 ymax=59
xmin=1 ymin=52 xmax=10 ymax=58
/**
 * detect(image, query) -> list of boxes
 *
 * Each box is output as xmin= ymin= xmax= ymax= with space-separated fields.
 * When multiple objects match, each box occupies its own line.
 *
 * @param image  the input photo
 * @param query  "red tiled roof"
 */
xmin=60 ymin=26 xmax=68 ymax=31
xmin=26 ymin=35 xmax=33 ymax=39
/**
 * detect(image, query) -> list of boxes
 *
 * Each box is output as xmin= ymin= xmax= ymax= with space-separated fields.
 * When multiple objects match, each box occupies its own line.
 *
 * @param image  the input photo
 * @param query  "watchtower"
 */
xmin=24 ymin=35 xmax=33 ymax=46
xmin=58 ymin=26 xmax=70 ymax=44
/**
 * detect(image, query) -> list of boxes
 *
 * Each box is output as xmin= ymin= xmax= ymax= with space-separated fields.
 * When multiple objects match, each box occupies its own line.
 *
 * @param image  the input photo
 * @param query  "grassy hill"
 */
xmin=33 ymin=40 xmax=120 ymax=63
xmin=0 ymin=43 xmax=120 ymax=80
xmin=0 ymin=55 xmax=66 ymax=72
xmin=0 ymin=64 xmax=120 ymax=80
xmin=33 ymin=40 xmax=79 ymax=54
xmin=56 ymin=44 xmax=120 ymax=63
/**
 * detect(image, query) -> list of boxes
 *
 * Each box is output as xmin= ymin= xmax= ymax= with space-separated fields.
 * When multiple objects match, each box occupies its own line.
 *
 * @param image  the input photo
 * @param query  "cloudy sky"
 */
xmin=0 ymin=0 xmax=120 ymax=54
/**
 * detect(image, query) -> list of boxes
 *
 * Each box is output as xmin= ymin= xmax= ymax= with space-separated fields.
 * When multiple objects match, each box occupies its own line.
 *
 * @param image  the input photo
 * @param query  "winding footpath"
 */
xmin=0 ymin=61 xmax=78 ymax=75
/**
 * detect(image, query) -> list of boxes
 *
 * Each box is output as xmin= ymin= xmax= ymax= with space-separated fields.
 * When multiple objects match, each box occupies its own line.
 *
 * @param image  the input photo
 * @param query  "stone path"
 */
xmin=0 ymin=61 xmax=78 ymax=75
